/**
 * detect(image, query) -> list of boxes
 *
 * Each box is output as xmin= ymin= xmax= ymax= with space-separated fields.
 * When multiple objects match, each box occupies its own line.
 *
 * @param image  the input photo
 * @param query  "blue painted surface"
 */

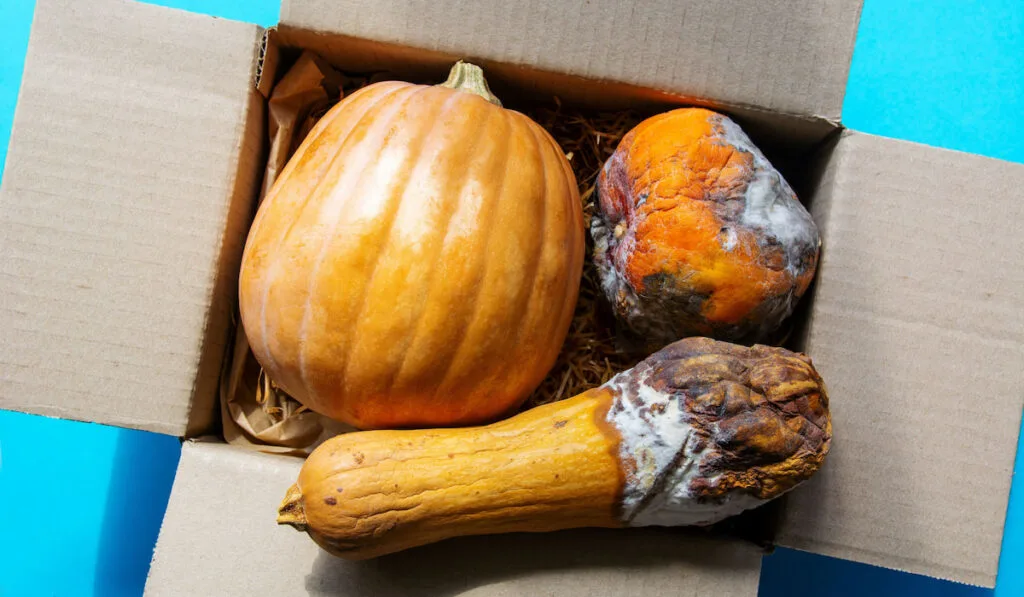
xmin=0 ymin=411 xmax=181 ymax=597
xmin=0 ymin=0 xmax=1021 ymax=596
xmin=0 ymin=0 xmax=34 ymax=182
xmin=139 ymin=0 xmax=279 ymax=26
xmin=843 ymin=0 xmax=1024 ymax=165
xmin=760 ymin=549 xmax=993 ymax=597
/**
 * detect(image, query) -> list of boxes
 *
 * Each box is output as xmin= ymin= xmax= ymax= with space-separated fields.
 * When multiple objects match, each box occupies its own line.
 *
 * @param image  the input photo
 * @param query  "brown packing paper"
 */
xmin=221 ymin=319 xmax=353 ymax=456
xmin=261 ymin=51 xmax=345 ymax=199
xmin=221 ymin=51 xmax=355 ymax=455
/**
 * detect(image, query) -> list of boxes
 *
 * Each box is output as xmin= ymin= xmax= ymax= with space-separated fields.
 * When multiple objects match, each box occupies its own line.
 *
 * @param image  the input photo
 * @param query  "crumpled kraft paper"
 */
xmin=220 ymin=51 xmax=355 ymax=456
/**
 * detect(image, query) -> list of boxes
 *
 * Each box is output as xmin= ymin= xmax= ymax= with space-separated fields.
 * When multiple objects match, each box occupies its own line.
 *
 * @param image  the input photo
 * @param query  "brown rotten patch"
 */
xmin=635 ymin=337 xmax=831 ymax=502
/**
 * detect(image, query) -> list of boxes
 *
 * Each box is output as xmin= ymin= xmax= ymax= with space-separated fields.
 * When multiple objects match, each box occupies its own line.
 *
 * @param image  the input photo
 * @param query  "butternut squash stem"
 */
xmin=438 ymin=61 xmax=503 ymax=107
xmin=277 ymin=484 xmax=308 ymax=531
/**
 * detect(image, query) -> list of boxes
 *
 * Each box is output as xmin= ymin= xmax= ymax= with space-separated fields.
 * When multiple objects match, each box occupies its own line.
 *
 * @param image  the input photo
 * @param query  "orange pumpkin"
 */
xmin=239 ymin=62 xmax=584 ymax=430
xmin=593 ymin=108 xmax=819 ymax=350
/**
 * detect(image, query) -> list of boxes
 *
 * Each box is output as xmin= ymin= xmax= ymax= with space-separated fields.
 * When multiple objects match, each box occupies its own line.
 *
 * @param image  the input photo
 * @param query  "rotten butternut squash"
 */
xmin=277 ymin=337 xmax=832 ymax=559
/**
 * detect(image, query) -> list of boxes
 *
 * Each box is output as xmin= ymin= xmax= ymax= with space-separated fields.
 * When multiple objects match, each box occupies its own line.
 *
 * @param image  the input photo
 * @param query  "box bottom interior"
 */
xmin=199 ymin=24 xmax=846 ymax=556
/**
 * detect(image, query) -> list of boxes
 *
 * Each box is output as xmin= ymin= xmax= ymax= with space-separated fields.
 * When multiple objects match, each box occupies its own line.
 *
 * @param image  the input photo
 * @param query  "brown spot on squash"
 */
xmin=554 ymin=420 xmax=568 ymax=429
xmin=324 ymin=496 xmax=337 ymax=506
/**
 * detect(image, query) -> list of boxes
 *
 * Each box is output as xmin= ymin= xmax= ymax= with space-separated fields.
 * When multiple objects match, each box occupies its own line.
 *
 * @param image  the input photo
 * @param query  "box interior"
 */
xmin=189 ymin=22 xmax=847 ymax=553
xmin=272 ymin=26 xmax=843 ymax=154
xmin=212 ymin=24 xmax=845 ymax=432
xmin=204 ymin=27 xmax=1024 ymax=589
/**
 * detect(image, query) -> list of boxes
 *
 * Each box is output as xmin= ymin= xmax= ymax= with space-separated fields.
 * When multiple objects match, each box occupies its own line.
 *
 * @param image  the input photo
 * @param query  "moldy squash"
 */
xmin=592 ymin=108 xmax=820 ymax=350
xmin=239 ymin=62 xmax=584 ymax=430
xmin=277 ymin=337 xmax=831 ymax=559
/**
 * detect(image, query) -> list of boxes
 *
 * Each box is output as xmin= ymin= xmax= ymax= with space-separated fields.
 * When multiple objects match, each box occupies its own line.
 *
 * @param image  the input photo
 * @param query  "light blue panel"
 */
xmin=0 ymin=411 xmax=116 ymax=595
xmin=140 ymin=0 xmax=280 ymax=26
xmin=0 ymin=411 xmax=181 ymax=597
xmin=997 ymin=438 xmax=1023 ymax=595
xmin=843 ymin=0 xmax=1024 ymax=164
xmin=0 ymin=0 xmax=34 ymax=182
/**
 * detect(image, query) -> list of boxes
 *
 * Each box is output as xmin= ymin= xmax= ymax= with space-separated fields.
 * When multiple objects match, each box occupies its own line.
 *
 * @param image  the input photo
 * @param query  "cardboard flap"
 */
xmin=147 ymin=441 xmax=763 ymax=596
xmin=780 ymin=131 xmax=1024 ymax=587
xmin=279 ymin=0 xmax=862 ymax=122
xmin=0 ymin=0 xmax=265 ymax=436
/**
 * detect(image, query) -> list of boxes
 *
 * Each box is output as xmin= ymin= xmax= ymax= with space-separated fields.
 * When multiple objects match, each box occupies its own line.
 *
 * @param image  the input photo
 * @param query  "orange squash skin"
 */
xmin=278 ymin=389 xmax=624 ymax=560
xmin=239 ymin=75 xmax=584 ymax=429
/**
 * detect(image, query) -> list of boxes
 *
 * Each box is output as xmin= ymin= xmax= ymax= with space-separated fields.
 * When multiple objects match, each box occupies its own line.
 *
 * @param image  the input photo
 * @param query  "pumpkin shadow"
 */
xmin=304 ymin=527 xmax=761 ymax=597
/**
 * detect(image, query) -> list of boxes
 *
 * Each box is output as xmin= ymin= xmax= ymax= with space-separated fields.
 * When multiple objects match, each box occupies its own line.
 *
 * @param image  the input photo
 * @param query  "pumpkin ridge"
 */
xmin=258 ymin=83 xmax=406 ymax=267
xmin=539 ymin=123 xmax=584 ymax=374
xmin=295 ymin=84 xmax=435 ymax=408
xmin=254 ymin=84 xmax=405 ymax=381
xmin=387 ymin=97 xmax=500 ymax=397
xmin=429 ymin=108 xmax=520 ymax=406
xmin=266 ymin=83 xmax=401 ymax=210
xmin=330 ymin=87 xmax=465 ymax=407
xmin=504 ymin=118 xmax=580 ymax=373
xmin=488 ymin=115 xmax=550 ymax=409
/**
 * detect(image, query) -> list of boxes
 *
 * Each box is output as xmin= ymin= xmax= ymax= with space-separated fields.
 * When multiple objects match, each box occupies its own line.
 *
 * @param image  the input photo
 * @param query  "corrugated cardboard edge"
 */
xmin=255 ymin=28 xmax=282 ymax=99
xmin=146 ymin=440 xmax=763 ymax=597
xmin=184 ymin=29 xmax=270 ymax=438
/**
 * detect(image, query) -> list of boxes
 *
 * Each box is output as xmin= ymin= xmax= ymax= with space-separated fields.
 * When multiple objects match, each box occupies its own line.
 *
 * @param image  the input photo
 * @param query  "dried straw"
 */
xmin=519 ymin=100 xmax=644 ymax=409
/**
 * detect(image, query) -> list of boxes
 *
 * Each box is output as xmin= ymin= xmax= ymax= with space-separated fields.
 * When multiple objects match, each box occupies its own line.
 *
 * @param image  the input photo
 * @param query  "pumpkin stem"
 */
xmin=438 ymin=61 xmax=502 ymax=107
xmin=277 ymin=483 xmax=308 ymax=531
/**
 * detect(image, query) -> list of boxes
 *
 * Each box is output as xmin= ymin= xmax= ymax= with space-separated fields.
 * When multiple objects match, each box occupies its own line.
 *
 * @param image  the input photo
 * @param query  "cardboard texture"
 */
xmin=280 ymin=0 xmax=862 ymax=122
xmin=778 ymin=131 xmax=1024 ymax=587
xmin=3 ymin=0 xmax=1023 ymax=594
xmin=147 ymin=441 xmax=763 ymax=597
xmin=0 ymin=0 xmax=264 ymax=436
xmin=268 ymin=27 xmax=841 ymax=153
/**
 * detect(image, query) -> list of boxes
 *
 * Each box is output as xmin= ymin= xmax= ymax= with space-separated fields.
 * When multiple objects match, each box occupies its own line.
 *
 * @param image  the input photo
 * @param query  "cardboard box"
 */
xmin=2 ymin=0 xmax=1022 ymax=594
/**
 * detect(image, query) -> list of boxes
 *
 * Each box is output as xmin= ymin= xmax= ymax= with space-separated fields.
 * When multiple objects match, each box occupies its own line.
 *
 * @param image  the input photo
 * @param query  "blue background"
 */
xmin=0 ymin=0 xmax=1020 ymax=595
